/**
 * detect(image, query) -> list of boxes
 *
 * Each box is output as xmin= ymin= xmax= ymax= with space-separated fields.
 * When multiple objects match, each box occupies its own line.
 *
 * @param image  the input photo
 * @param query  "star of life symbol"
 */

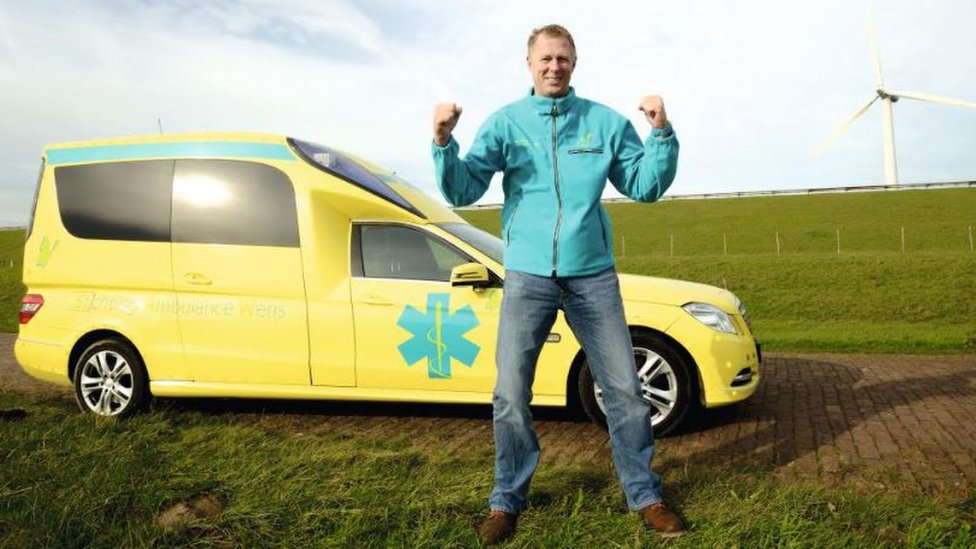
xmin=397 ymin=293 xmax=480 ymax=379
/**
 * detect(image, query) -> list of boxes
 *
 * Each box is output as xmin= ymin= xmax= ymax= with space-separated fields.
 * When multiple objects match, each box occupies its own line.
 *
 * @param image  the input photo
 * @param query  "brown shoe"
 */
xmin=638 ymin=502 xmax=685 ymax=537
xmin=478 ymin=510 xmax=518 ymax=546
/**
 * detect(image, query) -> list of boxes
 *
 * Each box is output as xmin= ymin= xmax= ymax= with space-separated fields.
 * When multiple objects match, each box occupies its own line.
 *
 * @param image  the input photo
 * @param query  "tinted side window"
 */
xmin=25 ymin=159 xmax=46 ymax=239
xmin=55 ymin=161 xmax=173 ymax=241
xmin=288 ymin=138 xmax=425 ymax=219
xmin=172 ymin=160 xmax=299 ymax=247
xmin=359 ymin=225 xmax=468 ymax=281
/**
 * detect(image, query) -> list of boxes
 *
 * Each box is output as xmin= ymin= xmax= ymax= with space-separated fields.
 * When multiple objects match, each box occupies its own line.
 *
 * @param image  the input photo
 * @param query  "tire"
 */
xmin=72 ymin=338 xmax=150 ymax=418
xmin=578 ymin=331 xmax=696 ymax=437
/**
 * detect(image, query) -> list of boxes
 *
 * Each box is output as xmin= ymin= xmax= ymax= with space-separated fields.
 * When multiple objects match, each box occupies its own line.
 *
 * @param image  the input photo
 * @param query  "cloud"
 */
xmin=0 ymin=0 xmax=974 ymax=225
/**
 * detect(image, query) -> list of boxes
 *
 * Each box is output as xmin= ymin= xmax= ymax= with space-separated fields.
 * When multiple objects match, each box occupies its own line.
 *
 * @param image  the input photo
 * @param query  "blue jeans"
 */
xmin=489 ymin=267 xmax=663 ymax=514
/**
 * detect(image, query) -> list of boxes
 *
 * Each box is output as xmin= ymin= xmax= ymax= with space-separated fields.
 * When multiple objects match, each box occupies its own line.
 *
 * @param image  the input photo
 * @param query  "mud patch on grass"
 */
xmin=0 ymin=408 xmax=28 ymax=421
xmin=156 ymin=494 xmax=227 ymax=528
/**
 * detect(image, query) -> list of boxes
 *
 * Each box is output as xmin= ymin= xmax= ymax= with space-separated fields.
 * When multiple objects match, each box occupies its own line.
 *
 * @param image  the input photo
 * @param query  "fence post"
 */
xmin=836 ymin=228 xmax=840 ymax=254
xmin=670 ymin=234 xmax=674 ymax=257
xmin=775 ymin=231 xmax=781 ymax=255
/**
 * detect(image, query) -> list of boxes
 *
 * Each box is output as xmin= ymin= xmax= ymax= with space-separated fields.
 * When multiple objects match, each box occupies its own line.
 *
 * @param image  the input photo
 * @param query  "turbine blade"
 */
xmin=888 ymin=90 xmax=976 ymax=110
xmin=867 ymin=11 xmax=884 ymax=88
xmin=811 ymin=96 xmax=879 ymax=157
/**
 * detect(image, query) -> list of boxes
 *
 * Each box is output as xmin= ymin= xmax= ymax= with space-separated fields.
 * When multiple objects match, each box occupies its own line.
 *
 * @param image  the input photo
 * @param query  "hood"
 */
xmin=618 ymin=273 xmax=739 ymax=314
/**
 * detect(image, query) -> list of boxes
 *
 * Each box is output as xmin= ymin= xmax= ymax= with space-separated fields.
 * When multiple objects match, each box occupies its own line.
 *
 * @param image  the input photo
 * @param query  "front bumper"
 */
xmin=666 ymin=314 xmax=761 ymax=408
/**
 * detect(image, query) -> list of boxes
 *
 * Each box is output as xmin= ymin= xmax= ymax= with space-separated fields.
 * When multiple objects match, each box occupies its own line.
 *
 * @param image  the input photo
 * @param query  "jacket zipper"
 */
xmin=505 ymin=202 xmax=521 ymax=244
xmin=550 ymin=102 xmax=562 ymax=276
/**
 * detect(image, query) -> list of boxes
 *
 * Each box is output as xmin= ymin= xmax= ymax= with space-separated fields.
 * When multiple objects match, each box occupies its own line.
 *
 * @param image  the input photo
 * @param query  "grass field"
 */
xmin=2 ymin=187 xmax=975 ymax=351
xmin=0 ymin=228 xmax=25 ymax=334
xmin=1 ymin=391 xmax=973 ymax=548
xmin=460 ymin=187 xmax=976 ymax=255
xmin=460 ymin=187 xmax=976 ymax=353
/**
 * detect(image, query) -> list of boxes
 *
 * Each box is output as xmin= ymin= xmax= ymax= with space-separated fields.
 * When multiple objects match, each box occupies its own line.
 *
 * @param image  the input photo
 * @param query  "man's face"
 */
xmin=527 ymin=34 xmax=576 ymax=98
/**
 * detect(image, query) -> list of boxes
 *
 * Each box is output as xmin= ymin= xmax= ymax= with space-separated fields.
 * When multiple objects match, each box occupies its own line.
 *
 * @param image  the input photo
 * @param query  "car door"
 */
xmin=171 ymin=159 xmax=310 ymax=385
xmin=350 ymin=223 xmax=501 ymax=393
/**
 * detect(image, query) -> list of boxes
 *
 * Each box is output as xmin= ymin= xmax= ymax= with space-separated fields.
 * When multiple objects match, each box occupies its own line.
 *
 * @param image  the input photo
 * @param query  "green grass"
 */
xmin=615 ymin=254 xmax=976 ymax=353
xmin=460 ymin=187 xmax=976 ymax=354
xmin=0 ymin=229 xmax=25 ymax=334
xmin=1 ymin=392 xmax=974 ymax=547
xmin=461 ymin=187 xmax=976 ymax=255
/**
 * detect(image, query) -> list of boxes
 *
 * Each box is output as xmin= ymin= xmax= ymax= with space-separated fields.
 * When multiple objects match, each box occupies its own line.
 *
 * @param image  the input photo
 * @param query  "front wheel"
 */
xmin=73 ymin=339 xmax=150 ymax=418
xmin=578 ymin=332 xmax=696 ymax=437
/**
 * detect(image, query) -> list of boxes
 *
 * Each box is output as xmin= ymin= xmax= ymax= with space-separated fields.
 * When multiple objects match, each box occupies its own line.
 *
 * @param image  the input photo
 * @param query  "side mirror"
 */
xmin=450 ymin=263 xmax=490 ymax=288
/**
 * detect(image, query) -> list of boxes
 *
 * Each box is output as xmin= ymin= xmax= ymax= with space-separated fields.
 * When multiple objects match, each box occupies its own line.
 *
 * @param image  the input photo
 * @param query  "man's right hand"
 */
xmin=433 ymin=103 xmax=463 ymax=146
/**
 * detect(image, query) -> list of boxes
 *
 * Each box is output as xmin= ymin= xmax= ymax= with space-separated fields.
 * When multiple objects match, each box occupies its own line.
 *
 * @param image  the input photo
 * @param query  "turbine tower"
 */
xmin=813 ymin=14 xmax=976 ymax=184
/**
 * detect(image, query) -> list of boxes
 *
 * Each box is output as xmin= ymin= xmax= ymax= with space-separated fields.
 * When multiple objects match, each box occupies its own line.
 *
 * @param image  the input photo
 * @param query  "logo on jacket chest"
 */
xmin=568 ymin=132 xmax=604 ymax=155
xmin=513 ymin=138 xmax=542 ymax=150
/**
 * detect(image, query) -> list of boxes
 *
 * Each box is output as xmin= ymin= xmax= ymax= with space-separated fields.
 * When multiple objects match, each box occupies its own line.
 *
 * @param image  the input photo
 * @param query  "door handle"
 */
xmin=184 ymin=272 xmax=213 ymax=286
xmin=362 ymin=293 xmax=392 ymax=306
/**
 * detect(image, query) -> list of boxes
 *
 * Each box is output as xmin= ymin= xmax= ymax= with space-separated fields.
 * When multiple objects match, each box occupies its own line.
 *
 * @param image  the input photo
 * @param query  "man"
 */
xmin=431 ymin=24 xmax=684 ymax=545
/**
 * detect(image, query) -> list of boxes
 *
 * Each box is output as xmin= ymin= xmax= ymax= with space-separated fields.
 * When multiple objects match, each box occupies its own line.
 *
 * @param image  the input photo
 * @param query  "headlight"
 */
xmin=735 ymin=297 xmax=754 ymax=333
xmin=682 ymin=302 xmax=738 ymax=334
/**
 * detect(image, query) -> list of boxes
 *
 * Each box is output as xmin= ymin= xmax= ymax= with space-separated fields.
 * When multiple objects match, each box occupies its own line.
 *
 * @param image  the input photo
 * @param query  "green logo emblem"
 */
xmin=577 ymin=132 xmax=595 ymax=147
xmin=37 ymin=236 xmax=59 ymax=268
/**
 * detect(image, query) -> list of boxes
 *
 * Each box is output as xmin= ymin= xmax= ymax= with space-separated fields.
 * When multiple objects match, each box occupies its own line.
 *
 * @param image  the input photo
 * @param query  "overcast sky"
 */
xmin=2 ymin=0 xmax=975 ymax=226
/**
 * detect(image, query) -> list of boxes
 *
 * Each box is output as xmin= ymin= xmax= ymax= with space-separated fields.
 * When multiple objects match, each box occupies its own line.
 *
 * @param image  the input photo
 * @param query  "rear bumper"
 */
xmin=14 ymin=337 xmax=71 ymax=387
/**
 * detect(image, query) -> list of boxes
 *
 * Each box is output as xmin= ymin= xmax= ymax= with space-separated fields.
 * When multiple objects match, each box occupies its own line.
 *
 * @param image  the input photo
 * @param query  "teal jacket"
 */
xmin=432 ymin=87 xmax=679 ymax=277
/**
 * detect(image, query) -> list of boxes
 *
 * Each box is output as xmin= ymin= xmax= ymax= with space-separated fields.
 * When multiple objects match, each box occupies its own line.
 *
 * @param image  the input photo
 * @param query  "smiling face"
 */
xmin=527 ymin=33 xmax=576 ymax=98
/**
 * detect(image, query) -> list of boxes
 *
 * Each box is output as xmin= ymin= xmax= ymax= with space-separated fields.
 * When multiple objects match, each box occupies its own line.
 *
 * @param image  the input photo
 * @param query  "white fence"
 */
xmin=616 ymin=225 xmax=976 ymax=257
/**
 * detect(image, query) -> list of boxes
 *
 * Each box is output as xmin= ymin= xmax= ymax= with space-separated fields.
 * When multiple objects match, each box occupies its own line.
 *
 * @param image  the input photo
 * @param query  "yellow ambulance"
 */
xmin=16 ymin=133 xmax=760 ymax=434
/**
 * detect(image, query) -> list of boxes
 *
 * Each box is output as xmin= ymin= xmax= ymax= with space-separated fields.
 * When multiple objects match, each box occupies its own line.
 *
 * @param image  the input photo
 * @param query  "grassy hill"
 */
xmin=0 ymin=229 xmax=25 ymax=333
xmin=460 ymin=187 xmax=976 ymax=353
xmin=461 ymin=187 xmax=976 ymax=255
xmin=2 ymin=187 xmax=974 ymax=352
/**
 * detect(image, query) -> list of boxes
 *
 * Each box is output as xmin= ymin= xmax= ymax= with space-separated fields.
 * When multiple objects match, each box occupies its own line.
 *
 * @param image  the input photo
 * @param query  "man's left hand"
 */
xmin=638 ymin=96 xmax=668 ymax=130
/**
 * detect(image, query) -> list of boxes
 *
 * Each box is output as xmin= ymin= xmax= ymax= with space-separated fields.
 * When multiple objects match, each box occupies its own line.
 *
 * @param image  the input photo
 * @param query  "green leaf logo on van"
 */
xmin=397 ymin=293 xmax=480 ymax=379
xmin=37 ymin=237 xmax=59 ymax=268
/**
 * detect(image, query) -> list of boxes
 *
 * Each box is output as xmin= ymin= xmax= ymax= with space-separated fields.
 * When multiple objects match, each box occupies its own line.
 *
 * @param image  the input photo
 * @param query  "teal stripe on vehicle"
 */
xmin=46 ymin=142 xmax=297 ymax=165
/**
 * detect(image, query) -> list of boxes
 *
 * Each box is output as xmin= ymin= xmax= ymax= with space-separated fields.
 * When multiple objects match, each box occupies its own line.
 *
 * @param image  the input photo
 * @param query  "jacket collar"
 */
xmin=526 ymin=86 xmax=577 ymax=115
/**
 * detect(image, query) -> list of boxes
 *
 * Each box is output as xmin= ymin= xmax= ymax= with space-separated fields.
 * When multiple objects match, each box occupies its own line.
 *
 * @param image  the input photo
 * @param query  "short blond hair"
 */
xmin=527 ymin=24 xmax=577 ymax=61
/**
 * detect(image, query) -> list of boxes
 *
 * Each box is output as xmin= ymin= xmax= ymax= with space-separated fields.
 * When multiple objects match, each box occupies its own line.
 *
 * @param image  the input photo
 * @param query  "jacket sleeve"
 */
xmin=607 ymin=121 xmax=679 ymax=203
xmin=431 ymin=115 xmax=505 ymax=207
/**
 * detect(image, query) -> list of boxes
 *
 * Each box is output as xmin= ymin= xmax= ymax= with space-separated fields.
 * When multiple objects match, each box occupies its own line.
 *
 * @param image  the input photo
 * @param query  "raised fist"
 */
xmin=433 ymin=102 xmax=463 ymax=146
xmin=638 ymin=95 xmax=668 ymax=130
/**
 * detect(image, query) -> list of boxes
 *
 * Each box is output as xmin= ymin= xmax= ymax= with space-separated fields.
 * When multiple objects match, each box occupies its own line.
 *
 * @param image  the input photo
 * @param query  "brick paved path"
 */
xmin=2 ymin=334 xmax=973 ymax=494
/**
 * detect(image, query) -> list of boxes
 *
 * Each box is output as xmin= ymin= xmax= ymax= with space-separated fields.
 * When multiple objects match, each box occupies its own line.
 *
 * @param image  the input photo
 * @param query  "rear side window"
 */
xmin=172 ymin=160 xmax=299 ymax=247
xmin=25 ymin=159 xmax=45 ymax=239
xmin=55 ymin=160 xmax=173 ymax=241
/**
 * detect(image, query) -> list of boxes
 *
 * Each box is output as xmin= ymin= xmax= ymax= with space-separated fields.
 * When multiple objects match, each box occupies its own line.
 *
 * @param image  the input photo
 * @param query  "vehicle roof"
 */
xmin=44 ymin=132 xmax=288 ymax=152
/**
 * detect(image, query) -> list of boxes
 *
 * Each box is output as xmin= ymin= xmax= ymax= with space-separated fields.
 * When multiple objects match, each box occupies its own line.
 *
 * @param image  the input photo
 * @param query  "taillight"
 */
xmin=20 ymin=294 xmax=44 ymax=324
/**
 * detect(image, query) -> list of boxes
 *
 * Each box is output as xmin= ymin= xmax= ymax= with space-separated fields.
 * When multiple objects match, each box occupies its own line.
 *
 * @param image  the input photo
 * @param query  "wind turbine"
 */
xmin=813 ymin=14 xmax=976 ymax=185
